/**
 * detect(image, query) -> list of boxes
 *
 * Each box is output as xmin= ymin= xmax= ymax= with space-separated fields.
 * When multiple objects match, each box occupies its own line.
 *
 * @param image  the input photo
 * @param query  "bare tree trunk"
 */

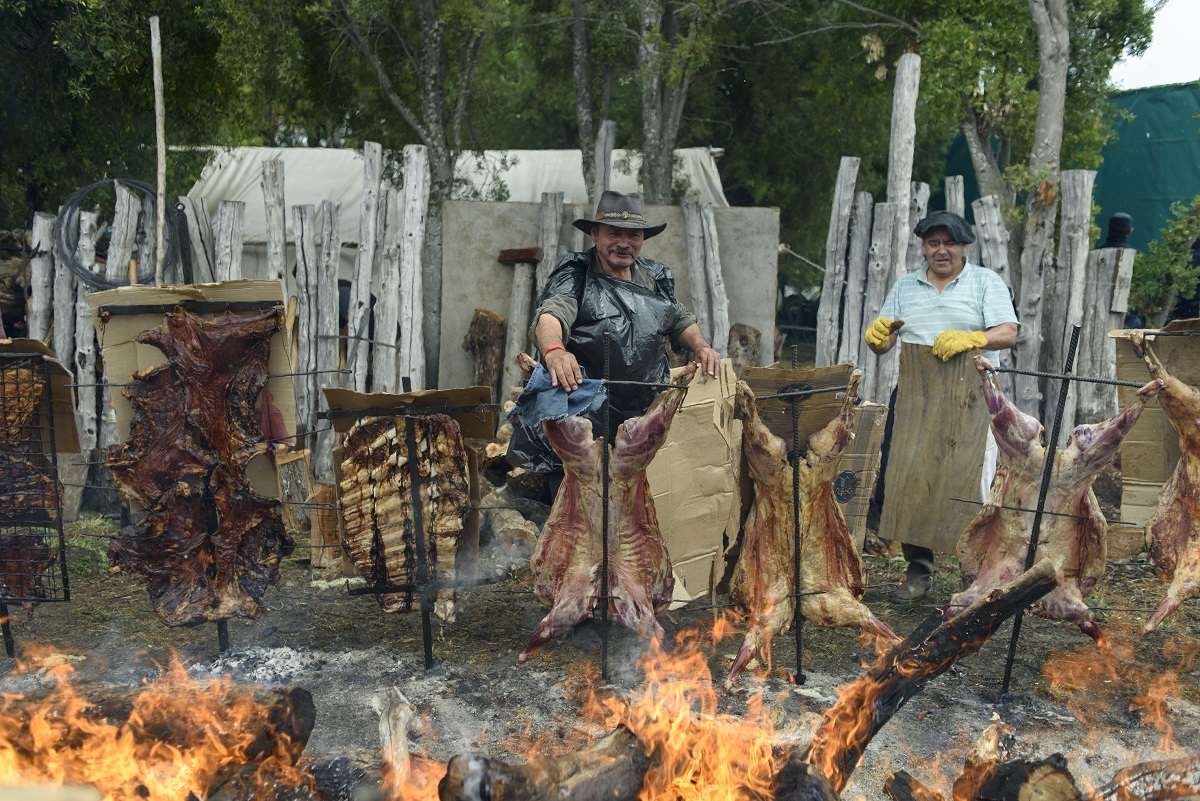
xmin=1013 ymin=0 xmax=1070 ymax=419
xmin=593 ymin=119 xmax=617 ymax=202
xmin=637 ymin=0 xmax=689 ymax=203
xmin=572 ymin=0 xmax=596 ymax=203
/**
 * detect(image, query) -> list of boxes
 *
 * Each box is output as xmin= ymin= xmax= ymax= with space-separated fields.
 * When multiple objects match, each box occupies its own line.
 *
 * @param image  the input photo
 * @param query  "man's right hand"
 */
xmin=544 ymin=347 xmax=582 ymax=391
xmin=864 ymin=317 xmax=905 ymax=350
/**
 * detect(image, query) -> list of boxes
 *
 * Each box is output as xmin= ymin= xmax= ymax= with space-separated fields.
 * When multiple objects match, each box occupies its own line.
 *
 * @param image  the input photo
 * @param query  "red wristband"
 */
xmin=542 ymin=343 xmax=567 ymax=357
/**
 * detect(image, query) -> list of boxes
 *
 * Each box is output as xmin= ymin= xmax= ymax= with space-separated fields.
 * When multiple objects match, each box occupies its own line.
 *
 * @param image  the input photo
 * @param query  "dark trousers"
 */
xmin=874 ymin=387 xmax=936 ymax=576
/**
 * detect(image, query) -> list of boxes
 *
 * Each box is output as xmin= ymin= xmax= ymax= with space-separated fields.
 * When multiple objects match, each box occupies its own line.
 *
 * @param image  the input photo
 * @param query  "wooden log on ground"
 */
xmin=1084 ymin=754 xmax=1200 ymax=801
xmin=838 ymin=192 xmax=873 ymax=367
xmin=29 ymin=212 xmax=55 ymax=342
xmin=951 ymin=720 xmax=1014 ymax=801
xmin=399 ymin=144 xmax=429 ymax=391
xmin=884 ymin=771 xmax=945 ymax=801
xmin=815 ymin=156 xmax=860 ymax=368
xmin=214 ymin=200 xmax=246 ymax=282
xmin=961 ymin=754 xmax=1080 ymax=801
xmin=463 ymin=308 xmax=506 ymax=404
xmin=439 ymin=725 xmax=651 ymax=801
xmin=803 ymin=558 xmax=1058 ymax=794
xmin=682 ymin=197 xmax=712 ymax=348
xmin=2 ymin=684 xmax=314 ymax=765
xmin=773 ymin=758 xmax=843 ymax=801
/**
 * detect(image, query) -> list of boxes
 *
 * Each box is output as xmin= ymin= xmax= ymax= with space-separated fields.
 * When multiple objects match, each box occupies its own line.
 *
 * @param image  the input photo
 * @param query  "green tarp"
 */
xmin=937 ymin=82 xmax=1200 ymax=250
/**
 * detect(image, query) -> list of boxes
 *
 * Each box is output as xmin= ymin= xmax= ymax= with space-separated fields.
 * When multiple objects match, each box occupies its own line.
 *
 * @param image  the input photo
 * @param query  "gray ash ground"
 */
xmin=3 ymin=512 xmax=1199 ymax=800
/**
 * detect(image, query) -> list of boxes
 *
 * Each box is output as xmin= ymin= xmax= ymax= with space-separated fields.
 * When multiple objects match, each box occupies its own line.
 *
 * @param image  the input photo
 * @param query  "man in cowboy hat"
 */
xmin=507 ymin=190 xmax=720 ymax=480
xmin=864 ymin=210 xmax=1019 ymax=601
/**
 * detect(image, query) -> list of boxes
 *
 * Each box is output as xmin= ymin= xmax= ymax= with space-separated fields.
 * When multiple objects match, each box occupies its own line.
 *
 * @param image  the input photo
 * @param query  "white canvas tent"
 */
xmin=185 ymin=145 xmax=729 ymax=254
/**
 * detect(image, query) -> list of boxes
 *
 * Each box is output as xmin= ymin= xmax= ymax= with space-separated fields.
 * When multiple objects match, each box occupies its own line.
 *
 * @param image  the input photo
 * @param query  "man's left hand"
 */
xmin=932 ymin=329 xmax=988 ymax=361
xmin=693 ymin=346 xmax=720 ymax=378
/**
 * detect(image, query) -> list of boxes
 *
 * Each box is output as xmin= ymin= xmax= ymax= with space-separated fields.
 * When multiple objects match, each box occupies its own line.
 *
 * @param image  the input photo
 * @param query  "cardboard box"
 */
xmin=323 ymin=384 xmax=494 ymax=590
xmin=1111 ymin=322 xmax=1200 ymax=526
xmin=87 ymin=280 xmax=295 ymax=499
xmin=646 ymin=358 xmax=741 ymax=606
xmin=0 ymin=338 xmax=80 ymax=454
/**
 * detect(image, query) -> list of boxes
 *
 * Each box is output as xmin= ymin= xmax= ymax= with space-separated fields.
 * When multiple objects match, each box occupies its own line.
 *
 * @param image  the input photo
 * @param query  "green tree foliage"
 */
xmin=0 ymin=1 xmax=268 ymax=227
xmin=1128 ymin=195 xmax=1200 ymax=324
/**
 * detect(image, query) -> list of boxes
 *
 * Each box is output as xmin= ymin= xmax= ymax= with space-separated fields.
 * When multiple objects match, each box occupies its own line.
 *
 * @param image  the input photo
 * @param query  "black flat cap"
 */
xmin=913 ymin=210 xmax=976 ymax=245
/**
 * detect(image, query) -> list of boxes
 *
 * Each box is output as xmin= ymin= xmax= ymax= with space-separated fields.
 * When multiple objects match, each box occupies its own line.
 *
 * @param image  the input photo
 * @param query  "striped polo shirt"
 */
xmin=879 ymin=263 xmax=1019 ymax=361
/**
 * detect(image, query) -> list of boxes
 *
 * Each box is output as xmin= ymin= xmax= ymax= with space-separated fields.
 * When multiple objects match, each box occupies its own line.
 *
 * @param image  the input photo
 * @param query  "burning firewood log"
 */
xmin=884 ymin=771 xmax=945 ymax=801
xmin=1084 ymin=754 xmax=1200 ymax=801
xmin=802 ymin=558 xmax=1058 ymax=794
xmin=438 ymin=725 xmax=651 ymax=801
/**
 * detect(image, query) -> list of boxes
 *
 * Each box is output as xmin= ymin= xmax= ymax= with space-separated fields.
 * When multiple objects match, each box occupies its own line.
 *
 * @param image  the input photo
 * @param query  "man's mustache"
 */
xmin=608 ymin=246 xmax=635 ymax=256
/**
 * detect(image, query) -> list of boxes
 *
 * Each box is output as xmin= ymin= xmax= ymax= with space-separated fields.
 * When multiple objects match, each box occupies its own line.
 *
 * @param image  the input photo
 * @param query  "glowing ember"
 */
xmin=0 ymin=649 xmax=314 ymax=801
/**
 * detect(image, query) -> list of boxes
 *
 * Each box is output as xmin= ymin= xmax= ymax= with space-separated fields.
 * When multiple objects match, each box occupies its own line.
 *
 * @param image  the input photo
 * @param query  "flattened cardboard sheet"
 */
xmin=87 ymin=280 xmax=295 ymax=499
xmin=646 ymin=359 xmax=741 ymax=606
xmin=0 ymin=338 xmax=80 ymax=453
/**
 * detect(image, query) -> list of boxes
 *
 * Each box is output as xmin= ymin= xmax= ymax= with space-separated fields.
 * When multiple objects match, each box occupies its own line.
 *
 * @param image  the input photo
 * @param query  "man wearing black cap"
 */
xmin=864 ymin=210 xmax=1019 ymax=600
xmin=1099 ymin=212 xmax=1134 ymax=249
xmin=507 ymin=190 xmax=720 ymax=483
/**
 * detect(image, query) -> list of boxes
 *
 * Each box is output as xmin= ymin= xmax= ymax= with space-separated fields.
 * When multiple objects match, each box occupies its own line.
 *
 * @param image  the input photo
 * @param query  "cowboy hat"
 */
xmin=572 ymin=190 xmax=667 ymax=238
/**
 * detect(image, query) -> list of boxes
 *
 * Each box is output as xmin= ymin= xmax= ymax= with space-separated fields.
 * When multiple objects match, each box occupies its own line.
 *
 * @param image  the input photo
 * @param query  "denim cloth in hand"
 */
xmin=507 ymin=363 xmax=608 ymax=426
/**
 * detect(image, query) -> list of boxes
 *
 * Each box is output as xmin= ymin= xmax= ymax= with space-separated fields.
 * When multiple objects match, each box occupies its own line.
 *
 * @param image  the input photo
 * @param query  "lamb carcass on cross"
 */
xmin=947 ymin=355 xmax=1163 ymax=641
xmin=1131 ymin=332 xmax=1200 ymax=632
xmin=519 ymin=362 xmax=697 ymax=663
xmin=727 ymin=370 xmax=898 ymax=685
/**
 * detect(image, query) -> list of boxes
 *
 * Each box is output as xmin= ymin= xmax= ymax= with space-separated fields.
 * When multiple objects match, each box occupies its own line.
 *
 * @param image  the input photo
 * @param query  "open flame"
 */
xmin=0 ymin=648 xmax=314 ymax=800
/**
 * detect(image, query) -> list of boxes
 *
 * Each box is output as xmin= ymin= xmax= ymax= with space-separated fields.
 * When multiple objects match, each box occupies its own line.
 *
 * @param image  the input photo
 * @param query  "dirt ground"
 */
xmin=3 ymin=499 xmax=1199 ymax=801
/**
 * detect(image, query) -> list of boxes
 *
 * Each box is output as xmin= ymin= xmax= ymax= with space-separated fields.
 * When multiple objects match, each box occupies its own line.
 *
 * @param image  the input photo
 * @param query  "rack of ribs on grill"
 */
xmin=107 ymin=308 xmax=293 ymax=627
xmin=727 ymin=370 xmax=898 ymax=684
xmin=947 ymin=355 xmax=1162 ymax=641
xmin=1131 ymin=332 xmax=1200 ymax=632
xmin=518 ymin=363 xmax=697 ymax=664
xmin=0 ymin=529 xmax=55 ymax=601
xmin=0 ymin=364 xmax=63 ymax=519
xmin=338 ymin=413 xmax=471 ymax=623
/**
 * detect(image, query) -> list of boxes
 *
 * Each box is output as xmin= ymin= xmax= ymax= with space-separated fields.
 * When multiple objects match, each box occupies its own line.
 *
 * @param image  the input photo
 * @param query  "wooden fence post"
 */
xmin=52 ymin=207 xmax=76 ymax=369
xmin=346 ymin=141 xmax=382 ymax=392
xmin=837 ymin=192 xmax=873 ymax=366
xmin=372 ymin=190 xmax=403 ymax=394
xmin=815 ymin=156 xmax=860 ymax=367
xmin=536 ymin=191 xmax=564 ymax=299
xmin=292 ymin=204 xmax=318 ymax=449
xmin=859 ymin=202 xmax=896 ymax=402
xmin=73 ymin=210 xmax=99 ymax=453
xmin=312 ymin=200 xmax=340 ymax=484
xmin=1077 ymin=247 xmax=1135 ymax=423
xmin=29 ymin=212 xmax=55 ymax=342
xmin=399 ymin=144 xmax=430 ymax=392
xmin=1052 ymin=169 xmax=1096 ymax=443
xmin=971 ymin=195 xmax=1012 ymax=287
xmin=886 ymin=54 xmax=920 ymax=290
xmin=214 ymin=200 xmax=245 ymax=281
xmin=904 ymin=181 xmax=930 ymax=274
xmin=699 ymin=204 xmax=729 ymax=357
xmin=176 ymin=195 xmax=215 ymax=283
xmin=262 ymin=159 xmax=287 ymax=286
xmin=945 ymin=175 xmax=965 ymax=216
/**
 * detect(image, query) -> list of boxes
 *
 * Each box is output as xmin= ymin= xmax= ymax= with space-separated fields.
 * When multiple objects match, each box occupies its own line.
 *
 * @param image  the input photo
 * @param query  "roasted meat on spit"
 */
xmin=519 ymin=362 xmax=697 ymax=663
xmin=108 ymin=308 xmax=293 ymax=626
xmin=728 ymin=371 xmax=898 ymax=684
xmin=338 ymin=413 xmax=471 ymax=623
xmin=1131 ymin=332 xmax=1200 ymax=632
xmin=948 ymin=355 xmax=1163 ymax=641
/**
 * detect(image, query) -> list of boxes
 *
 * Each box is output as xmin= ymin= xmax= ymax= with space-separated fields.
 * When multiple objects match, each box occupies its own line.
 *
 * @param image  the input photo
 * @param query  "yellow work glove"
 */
xmin=864 ymin=317 xmax=905 ymax=349
xmin=932 ymin=329 xmax=988 ymax=361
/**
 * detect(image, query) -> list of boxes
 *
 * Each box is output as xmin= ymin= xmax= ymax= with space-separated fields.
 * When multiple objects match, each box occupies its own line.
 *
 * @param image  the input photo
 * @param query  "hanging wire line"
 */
xmin=948 ymin=497 xmax=1140 ymax=527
